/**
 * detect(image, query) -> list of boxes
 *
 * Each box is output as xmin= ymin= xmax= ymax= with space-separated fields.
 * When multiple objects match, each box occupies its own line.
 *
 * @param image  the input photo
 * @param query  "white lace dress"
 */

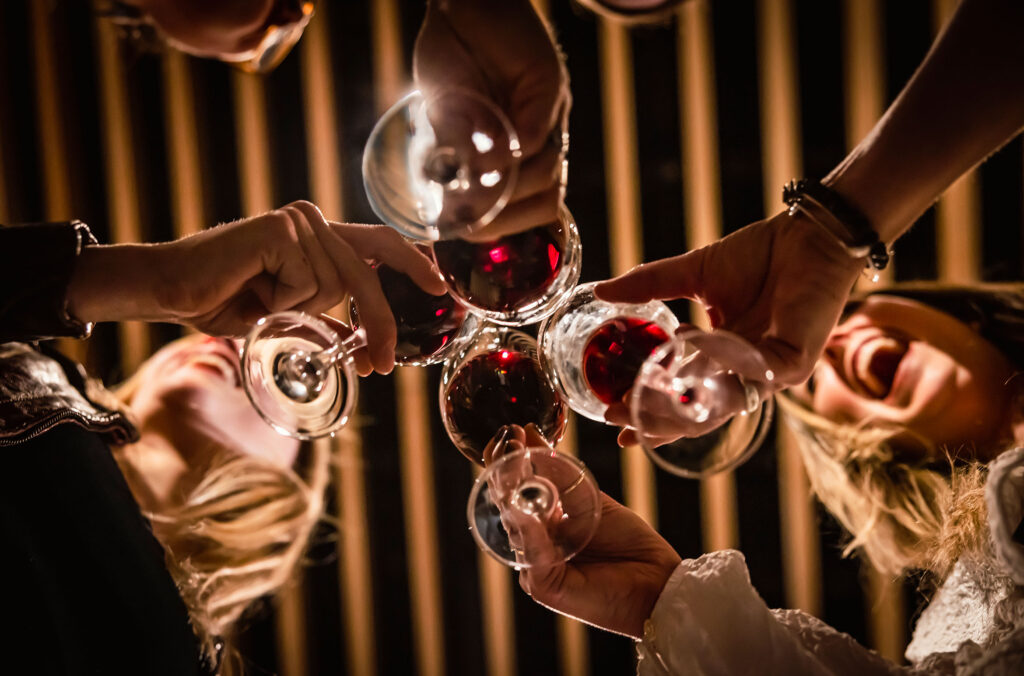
xmin=635 ymin=448 xmax=1024 ymax=675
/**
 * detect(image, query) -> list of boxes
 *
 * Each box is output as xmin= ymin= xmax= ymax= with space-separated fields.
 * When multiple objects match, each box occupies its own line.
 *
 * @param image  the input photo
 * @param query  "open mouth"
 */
xmin=847 ymin=334 xmax=908 ymax=399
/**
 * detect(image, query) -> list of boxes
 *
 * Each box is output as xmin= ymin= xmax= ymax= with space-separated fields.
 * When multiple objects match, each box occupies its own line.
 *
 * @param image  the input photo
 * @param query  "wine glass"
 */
xmin=431 ymin=203 xmax=582 ymax=326
xmin=538 ymin=283 xmax=774 ymax=478
xmin=363 ymin=88 xmax=522 ymax=242
xmin=468 ymin=443 xmax=602 ymax=571
xmin=241 ymin=312 xmax=365 ymax=440
xmin=629 ymin=330 xmax=775 ymax=478
xmin=440 ymin=324 xmax=568 ymax=465
xmin=538 ymin=281 xmax=679 ymax=422
xmin=347 ymin=261 xmax=478 ymax=366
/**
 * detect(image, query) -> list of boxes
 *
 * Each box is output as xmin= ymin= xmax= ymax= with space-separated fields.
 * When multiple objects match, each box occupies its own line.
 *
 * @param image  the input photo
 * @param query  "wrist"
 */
xmin=67 ymin=244 xmax=168 ymax=324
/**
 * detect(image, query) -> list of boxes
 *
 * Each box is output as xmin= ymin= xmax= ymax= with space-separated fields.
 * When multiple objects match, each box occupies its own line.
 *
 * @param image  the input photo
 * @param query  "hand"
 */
xmin=413 ymin=0 xmax=570 ymax=241
xmin=596 ymin=210 xmax=863 ymax=391
xmin=483 ymin=425 xmax=681 ymax=639
xmin=67 ymin=201 xmax=446 ymax=374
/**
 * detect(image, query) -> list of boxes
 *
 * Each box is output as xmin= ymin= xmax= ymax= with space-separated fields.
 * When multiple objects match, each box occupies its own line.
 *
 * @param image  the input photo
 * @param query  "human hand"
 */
xmin=67 ymin=200 xmax=446 ymax=374
xmin=413 ymin=0 xmax=570 ymax=241
xmin=596 ymin=210 xmax=863 ymax=392
xmin=482 ymin=425 xmax=681 ymax=639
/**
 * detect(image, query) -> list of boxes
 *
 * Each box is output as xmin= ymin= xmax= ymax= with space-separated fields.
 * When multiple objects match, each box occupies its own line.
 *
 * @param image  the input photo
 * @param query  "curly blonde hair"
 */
xmin=776 ymin=392 xmax=988 ymax=579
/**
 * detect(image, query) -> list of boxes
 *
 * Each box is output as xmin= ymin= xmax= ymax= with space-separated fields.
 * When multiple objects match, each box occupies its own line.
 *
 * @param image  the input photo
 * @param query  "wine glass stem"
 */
xmin=308 ymin=326 xmax=368 ymax=371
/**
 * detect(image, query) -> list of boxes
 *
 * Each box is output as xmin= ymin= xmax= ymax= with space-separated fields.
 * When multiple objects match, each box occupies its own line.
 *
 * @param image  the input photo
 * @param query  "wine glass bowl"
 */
xmin=538 ymin=281 xmax=679 ymax=422
xmin=363 ymin=88 xmax=522 ymax=242
xmin=348 ymin=262 xmax=476 ymax=366
xmin=241 ymin=312 xmax=364 ymax=440
xmin=440 ymin=325 xmax=568 ymax=465
xmin=431 ymin=204 xmax=582 ymax=326
xmin=631 ymin=330 xmax=775 ymax=478
xmin=468 ymin=445 xmax=602 ymax=570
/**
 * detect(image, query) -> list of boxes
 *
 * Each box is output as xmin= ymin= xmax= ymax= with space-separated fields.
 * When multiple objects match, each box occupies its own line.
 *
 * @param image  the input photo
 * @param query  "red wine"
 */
xmin=583 ymin=317 xmax=671 ymax=405
xmin=351 ymin=264 xmax=467 ymax=363
xmin=443 ymin=349 xmax=567 ymax=465
xmin=431 ymin=222 xmax=563 ymax=312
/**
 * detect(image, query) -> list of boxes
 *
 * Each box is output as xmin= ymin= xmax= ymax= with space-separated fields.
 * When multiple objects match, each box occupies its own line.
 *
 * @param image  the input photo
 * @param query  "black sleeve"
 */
xmin=0 ymin=221 xmax=97 ymax=342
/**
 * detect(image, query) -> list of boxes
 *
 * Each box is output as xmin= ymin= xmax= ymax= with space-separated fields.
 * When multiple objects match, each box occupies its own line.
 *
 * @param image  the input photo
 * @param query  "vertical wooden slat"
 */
xmin=477 ymin=543 xmax=517 ymax=676
xmin=31 ymin=2 xmax=88 ymax=365
xmin=92 ymin=2 xmax=150 ymax=374
xmin=554 ymin=414 xmax=589 ymax=676
xmin=842 ymin=0 xmax=907 ymax=659
xmin=370 ymin=4 xmax=447 ymax=675
xmin=676 ymin=0 xmax=740 ymax=554
xmin=161 ymin=52 xmax=205 ymax=238
xmin=231 ymin=69 xmax=307 ymax=676
xmin=932 ymin=0 xmax=981 ymax=283
xmin=843 ymin=0 xmax=894 ymax=287
xmin=755 ymin=0 xmax=824 ymax=616
xmin=299 ymin=8 xmax=376 ymax=676
xmin=597 ymin=18 xmax=659 ymax=529
xmin=394 ymin=368 xmax=446 ymax=676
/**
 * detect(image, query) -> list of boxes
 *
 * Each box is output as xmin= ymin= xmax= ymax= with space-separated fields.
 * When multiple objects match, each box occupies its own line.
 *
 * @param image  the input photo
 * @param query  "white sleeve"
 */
xmin=635 ymin=549 xmax=905 ymax=676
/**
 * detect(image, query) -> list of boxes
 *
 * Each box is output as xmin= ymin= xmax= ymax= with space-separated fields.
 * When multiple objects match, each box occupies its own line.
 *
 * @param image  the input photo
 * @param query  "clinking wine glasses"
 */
xmin=468 ymin=438 xmax=602 ymax=571
xmin=440 ymin=324 xmax=568 ymax=465
xmin=539 ymin=283 xmax=775 ymax=477
xmin=364 ymin=88 xmax=579 ymax=327
xmin=242 ymin=312 xmax=365 ymax=440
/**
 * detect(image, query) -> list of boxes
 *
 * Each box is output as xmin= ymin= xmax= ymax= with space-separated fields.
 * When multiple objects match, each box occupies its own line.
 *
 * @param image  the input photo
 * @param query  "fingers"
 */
xmin=483 ymin=425 xmax=527 ymax=466
xmin=303 ymin=219 xmax=397 ymax=375
xmin=331 ymin=221 xmax=447 ymax=296
xmin=508 ymin=140 xmax=564 ymax=204
xmin=594 ymin=249 xmax=704 ymax=304
xmin=318 ymin=314 xmax=374 ymax=377
xmin=281 ymin=204 xmax=346 ymax=315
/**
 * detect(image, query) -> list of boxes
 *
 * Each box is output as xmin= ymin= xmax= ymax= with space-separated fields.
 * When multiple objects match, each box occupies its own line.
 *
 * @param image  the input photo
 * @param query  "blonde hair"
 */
xmin=776 ymin=393 xmax=988 ymax=579
xmin=110 ymin=339 xmax=334 ymax=670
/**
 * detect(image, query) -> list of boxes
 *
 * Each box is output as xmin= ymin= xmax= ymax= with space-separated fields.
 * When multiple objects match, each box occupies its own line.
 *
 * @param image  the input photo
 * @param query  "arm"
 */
xmin=825 ymin=0 xmax=1024 ymax=244
xmin=596 ymin=0 xmax=1024 ymax=390
xmin=19 ymin=201 xmax=443 ymax=375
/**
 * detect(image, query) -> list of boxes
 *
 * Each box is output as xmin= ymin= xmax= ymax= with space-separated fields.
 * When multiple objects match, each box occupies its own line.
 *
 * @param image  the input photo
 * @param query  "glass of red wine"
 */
xmin=348 ymin=262 xmax=477 ymax=366
xmin=468 ymin=441 xmax=602 ymax=571
xmin=363 ymin=88 xmax=522 ymax=242
xmin=241 ymin=312 xmax=364 ymax=440
xmin=539 ymin=283 xmax=774 ymax=478
xmin=539 ymin=281 xmax=680 ymax=422
xmin=431 ymin=204 xmax=582 ymax=327
xmin=440 ymin=324 xmax=568 ymax=465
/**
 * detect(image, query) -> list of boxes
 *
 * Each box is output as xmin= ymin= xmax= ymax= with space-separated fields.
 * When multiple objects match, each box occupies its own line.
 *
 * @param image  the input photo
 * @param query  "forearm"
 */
xmin=824 ymin=0 xmax=1024 ymax=244
xmin=66 ymin=243 xmax=172 ymax=324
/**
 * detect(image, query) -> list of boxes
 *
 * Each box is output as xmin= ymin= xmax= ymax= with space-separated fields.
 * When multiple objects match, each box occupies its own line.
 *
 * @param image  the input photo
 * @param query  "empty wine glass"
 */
xmin=363 ymin=88 xmax=522 ymax=242
xmin=347 ymin=261 xmax=478 ymax=366
xmin=468 ymin=443 xmax=602 ymax=570
xmin=440 ymin=324 xmax=567 ymax=465
xmin=241 ymin=312 xmax=365 ymax=440
xmin=630 ymin=330 xmax=775 ymax=478
xmin=431 ymin=204 xmax=582 ymax=326
xmin=538 ymin=281 xmax=679 ymax=422
xmin=539 ymin=283 xmax=774 ymax=478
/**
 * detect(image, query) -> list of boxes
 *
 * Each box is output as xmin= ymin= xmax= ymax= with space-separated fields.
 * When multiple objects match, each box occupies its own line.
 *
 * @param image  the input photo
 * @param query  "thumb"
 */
xmin=594 ymin=248 xmax=705 ymax=304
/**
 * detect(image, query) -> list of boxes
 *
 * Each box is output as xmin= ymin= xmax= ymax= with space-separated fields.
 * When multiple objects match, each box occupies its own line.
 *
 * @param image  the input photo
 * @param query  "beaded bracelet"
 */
xmin=782 ymin=179 xmax=890 ymax=273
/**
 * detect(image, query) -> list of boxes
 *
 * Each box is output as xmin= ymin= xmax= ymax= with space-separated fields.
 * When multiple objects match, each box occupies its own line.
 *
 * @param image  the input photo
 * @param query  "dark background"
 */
xmin=0 ymin=0 xmax=1021 ymax=674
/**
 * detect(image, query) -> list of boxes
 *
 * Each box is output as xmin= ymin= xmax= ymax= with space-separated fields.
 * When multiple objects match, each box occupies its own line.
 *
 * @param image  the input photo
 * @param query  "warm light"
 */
xmin=471 ymin=131 xmax=494 ymax=153
xmin=547 ymin=243 xmax=560 ymax=272
xmin=480 ymin=170 xmax=501 ymax=187
xmin=489 ymin=247 xmax=510 ymax=264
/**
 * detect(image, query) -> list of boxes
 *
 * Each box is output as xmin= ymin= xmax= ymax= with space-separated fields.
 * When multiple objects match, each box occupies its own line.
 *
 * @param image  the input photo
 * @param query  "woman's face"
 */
xmin=128 ymin=335 xmax=300 ymax=471
xmin=792 ymin=295 xmax=1016 ymax=457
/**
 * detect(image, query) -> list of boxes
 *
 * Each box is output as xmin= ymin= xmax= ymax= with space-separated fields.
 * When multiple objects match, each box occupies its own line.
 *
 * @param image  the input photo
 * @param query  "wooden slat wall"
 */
xmin=676 ymin=0 xmax=740 ymax=554
xmin=597 ymin=19 xmax=659 ymax=530
xmin=932 ymin=0 xmax=981 ymax=283
xmin=297 ymin=7 xmax=378 ymax=676
xmin=92 ymin=1 xmax=150 ymax=374
xmin=161 ymin=52 xmax=205 ymax=239
xmin=370 ymin=4 xmax=447 ymax=676
xmin=754 ymin=0 xmax=824 ymax=620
